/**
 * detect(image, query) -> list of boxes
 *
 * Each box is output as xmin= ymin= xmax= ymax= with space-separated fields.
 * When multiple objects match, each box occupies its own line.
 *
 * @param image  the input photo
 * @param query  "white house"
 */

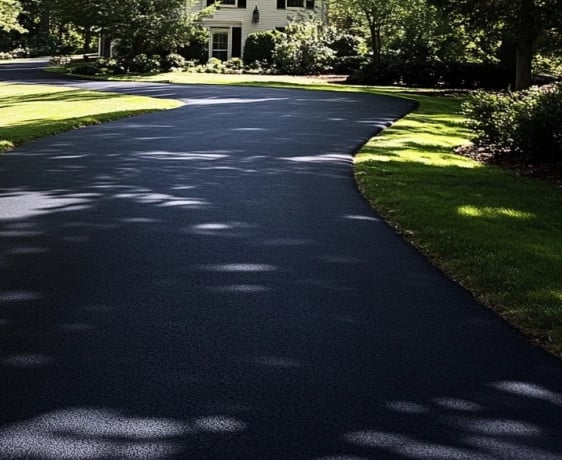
xmin=192 ymin=0 xmax=327 ymax=61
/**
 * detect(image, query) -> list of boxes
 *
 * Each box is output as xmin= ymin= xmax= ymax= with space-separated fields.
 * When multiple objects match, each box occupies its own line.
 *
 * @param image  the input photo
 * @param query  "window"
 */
xmin=207 ymin=0 xmax=246 ymax=6
xmin=211 ymin=29 xmax=229 ymax=61
xmin=277 ymin=0 xmax=314 ymax=9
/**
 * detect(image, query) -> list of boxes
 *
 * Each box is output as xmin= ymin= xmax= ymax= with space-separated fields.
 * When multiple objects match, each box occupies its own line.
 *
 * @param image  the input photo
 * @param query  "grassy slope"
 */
xmin=0 ymin=83 xmax=182 ymax=152
xmin=354 ymin=92 xmax=562 ymax=356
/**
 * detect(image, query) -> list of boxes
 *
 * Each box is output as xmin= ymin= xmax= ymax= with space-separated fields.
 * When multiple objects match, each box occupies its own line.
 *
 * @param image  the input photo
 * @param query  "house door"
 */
xmin=211 ymin=28 xmax=229 ymax=61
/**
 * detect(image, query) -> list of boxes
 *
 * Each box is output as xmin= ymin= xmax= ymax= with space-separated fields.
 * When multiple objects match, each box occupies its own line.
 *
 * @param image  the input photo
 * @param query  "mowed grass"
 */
xmin=0 ymin=83 xmax=182 ymax=152
xmin=353 ymin=91 xmax=562 ymax=357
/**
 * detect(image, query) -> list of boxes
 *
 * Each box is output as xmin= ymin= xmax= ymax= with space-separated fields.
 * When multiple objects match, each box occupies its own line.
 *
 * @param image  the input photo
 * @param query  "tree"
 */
xmin=0 ymin=0 xmax=25 ymax=33
xmin=329 ymin=0 xmax=402 ymax=64
xmin=430 ymin=0 xmax=562 ymax=89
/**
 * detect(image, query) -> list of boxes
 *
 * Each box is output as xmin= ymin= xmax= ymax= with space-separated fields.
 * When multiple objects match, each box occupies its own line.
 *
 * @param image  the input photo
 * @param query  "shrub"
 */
xmin=348 ymin=56 xmax=513 ymax=89
xmin=161 ymin=53 xmax=186 ymax=71
xmin=514 ymin=84 xmax=562 ymax=162
xmin=327 ymin=32 xmax=366 ymax=74
xmin=179 ymin=26 xmax=209 ymax=64
xmin=129 ymin=54 xmax=161 ymax=73
xmin=462 ymin=90 xmax=522 ymax=147
xmin=462 ymin=84 xmax=562 ymax=162
xmin=0 ymin=51 xmax=13 ymax=60
xmin=243 ymin=30 xmax=281 ymax=66
xmin=273 ymin=21 xmax=334 ymax=75
xmin=224 ymin=57 xmax=244 ymax=73
xmin=69 ymin=62 xmax=99 ymax=76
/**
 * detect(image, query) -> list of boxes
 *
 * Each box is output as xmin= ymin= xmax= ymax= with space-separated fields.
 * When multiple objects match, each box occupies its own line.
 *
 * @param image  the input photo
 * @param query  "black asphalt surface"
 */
xmin=1 ymin=61 xmax=562 ymax=459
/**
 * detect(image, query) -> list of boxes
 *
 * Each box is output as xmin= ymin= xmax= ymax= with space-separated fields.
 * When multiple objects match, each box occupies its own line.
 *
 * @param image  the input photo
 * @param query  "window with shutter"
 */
xmin=238 ymin=0 xmax=246 ymax=7
xmin=277 ymin=0 xmax=285 ymax=9
xmin=287 ymin=0 xmax=304 ymax=6
xmin=305 ymin=0 xmax=314 ymax=9
xmin=206 ymin=0 xmax=215 ymax=5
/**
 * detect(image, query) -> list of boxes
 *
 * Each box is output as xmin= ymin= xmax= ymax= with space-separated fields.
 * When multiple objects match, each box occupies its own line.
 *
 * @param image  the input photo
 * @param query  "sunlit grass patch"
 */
xmin=354 ymin=90 xmax=562 ymax=357
xmin=0 ymin=83 xmax=182 ymax=152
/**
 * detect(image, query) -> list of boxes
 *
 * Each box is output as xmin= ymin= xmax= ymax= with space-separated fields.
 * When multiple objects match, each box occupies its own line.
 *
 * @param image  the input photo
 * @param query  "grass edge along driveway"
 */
xmin=352 ymin=89 xmax=562 ymax=359
xmin=0 ymin=82 xmax=182 ymax=152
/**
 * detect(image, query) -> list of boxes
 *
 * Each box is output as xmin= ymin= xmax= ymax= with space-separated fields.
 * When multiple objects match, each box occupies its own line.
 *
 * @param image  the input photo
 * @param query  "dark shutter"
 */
xmin=277 ymin=0 xmax=285 ymax=9
xmin=305 ymin=0 xmax=314 ymax=9
xmin=206 ymin=0 xmax=214 ymax=5
xmin=238 ymin=0 xmax=246 ymax=7
xmin=232 ymin=27 xmax=242 ymax=58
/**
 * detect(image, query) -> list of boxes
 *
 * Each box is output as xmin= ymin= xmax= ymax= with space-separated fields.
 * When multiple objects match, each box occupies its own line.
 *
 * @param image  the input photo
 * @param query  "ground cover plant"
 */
xmin=0 ymin=83 xmax=181 ymax=152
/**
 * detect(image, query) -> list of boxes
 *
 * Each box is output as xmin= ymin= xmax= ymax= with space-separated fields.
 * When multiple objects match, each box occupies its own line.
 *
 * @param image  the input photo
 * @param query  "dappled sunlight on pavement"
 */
xmin=0 ymin=65 xmax=561 ymax=459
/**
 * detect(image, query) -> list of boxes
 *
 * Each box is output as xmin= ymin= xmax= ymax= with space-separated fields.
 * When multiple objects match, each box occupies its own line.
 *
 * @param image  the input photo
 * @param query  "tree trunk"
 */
xmin=515 ymin=38 xmax=532 ymax=90
xmin=514 ymin=0 xmax=536 ymax=90
xmin=84 ymin=29 xmax=92 ymax=54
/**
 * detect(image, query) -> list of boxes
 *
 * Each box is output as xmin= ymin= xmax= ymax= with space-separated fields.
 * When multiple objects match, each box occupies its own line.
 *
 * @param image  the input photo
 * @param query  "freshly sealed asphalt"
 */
xmin=1 ymin=61 xmax=561 ymax=459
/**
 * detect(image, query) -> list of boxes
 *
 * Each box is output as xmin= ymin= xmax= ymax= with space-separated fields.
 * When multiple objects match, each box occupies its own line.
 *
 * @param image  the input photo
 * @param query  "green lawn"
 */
xmin=353 ymin=91 xmax=562 ymax=357
xmin=0 ymin=83 xmax=182 ymax=152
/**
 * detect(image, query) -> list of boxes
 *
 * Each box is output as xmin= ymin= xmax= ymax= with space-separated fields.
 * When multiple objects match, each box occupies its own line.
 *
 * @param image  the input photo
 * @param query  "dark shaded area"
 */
xmin=0 ymin=61 xmax=562 ymax=459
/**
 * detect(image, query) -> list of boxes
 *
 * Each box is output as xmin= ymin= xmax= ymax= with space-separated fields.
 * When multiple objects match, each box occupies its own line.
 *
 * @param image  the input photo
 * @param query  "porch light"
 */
xmin=252 ymin=6 xmax=260 ymax=23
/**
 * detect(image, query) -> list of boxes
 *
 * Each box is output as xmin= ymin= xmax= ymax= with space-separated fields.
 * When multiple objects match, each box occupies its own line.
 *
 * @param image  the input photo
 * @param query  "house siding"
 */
xmin=193 ymin=0 xmax=326 ymax=60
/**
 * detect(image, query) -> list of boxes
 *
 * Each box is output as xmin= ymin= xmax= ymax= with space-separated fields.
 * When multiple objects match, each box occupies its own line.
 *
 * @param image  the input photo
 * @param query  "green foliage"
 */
xmin=0 ymin=0 xmax=25 ymax=33
xmin=178 ymin=26 xmax=209 ymax=64
xmin=348 ymin=58 xmax=512 ymax=88
xmin=129 ymin=53 xmax=162 ymax=73
xmin=273 ymin=21 xmax=335 ymax=75
xmin=514 ymin=84 xmax=562 ymax=162
xmin=68 ymin=61 xmax=99 ymax=75
xmin=243 ymin=30 xmax=281 ymax=66
xmin=462 ymin=90 xmax=522 ymax=146
xmin=463 ymin=84 xmax=562 ymax=161
xmin=161 ymin=53 xmax=186 ymax=71
xmin=326 ymin=30 xmax=366 ymax=73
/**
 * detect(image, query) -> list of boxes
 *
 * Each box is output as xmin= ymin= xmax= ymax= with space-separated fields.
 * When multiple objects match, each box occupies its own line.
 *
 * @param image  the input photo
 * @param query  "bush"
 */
xmin=243 ymin=30 xmax=281 ymax=66
xmin=348 ymin=58 xmax=513 ymax=89
xmin=69 ymin=62 xmax=99 ymax=76
xmin=179 ymin=27 xmax=209 ymax=64
xmin=514 ymin=85 xmax=562 ymax=162
xmin=462 ymin=84 xmax=562 ymax=162
xmin=273 ymin=21 xmax=334 ymax=75
xmin=129 ymin=54 xmax=162 ymax=73
xmin=224 ymin=57 xmax=244 ymax=73
xmin=0 ymin=51 xmax=13 ymax=60
xmin=161 ymin=53 xmax=186 ymax=71
xmin=327 ymin=32 xmax=366 ymax=74
xmin=462 ymin=90 xmax=523 ymax=147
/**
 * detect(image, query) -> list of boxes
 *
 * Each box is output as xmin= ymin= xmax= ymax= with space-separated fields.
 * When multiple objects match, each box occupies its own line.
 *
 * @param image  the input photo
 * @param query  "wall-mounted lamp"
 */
xmin=252 ymin=6 xmax=260 ymax=24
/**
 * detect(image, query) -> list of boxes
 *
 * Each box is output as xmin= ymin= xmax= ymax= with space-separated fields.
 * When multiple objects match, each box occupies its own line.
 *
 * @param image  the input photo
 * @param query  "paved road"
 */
xmin=1 ymin=61 xmax=562 ymax=459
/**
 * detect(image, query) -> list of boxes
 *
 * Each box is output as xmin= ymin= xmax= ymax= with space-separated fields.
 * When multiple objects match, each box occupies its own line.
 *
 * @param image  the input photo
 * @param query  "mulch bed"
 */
xmin=455 ymin=144 xmax=562 ymax=187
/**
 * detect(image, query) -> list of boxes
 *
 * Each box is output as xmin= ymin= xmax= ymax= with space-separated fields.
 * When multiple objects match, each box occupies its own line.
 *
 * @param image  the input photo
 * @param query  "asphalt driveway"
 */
xmin=1 ymin=62 xmax=562 ymax=459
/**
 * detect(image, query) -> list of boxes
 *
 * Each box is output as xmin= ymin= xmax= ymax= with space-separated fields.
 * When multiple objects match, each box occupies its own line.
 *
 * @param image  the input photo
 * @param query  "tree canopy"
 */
xmin=0 ymin=0 xmax=25 ymax=33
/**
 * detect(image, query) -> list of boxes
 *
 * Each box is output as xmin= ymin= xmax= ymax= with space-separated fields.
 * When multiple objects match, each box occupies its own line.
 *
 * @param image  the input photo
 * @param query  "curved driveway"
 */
xmin=1 ymin=62 xmax=562 ymax=459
